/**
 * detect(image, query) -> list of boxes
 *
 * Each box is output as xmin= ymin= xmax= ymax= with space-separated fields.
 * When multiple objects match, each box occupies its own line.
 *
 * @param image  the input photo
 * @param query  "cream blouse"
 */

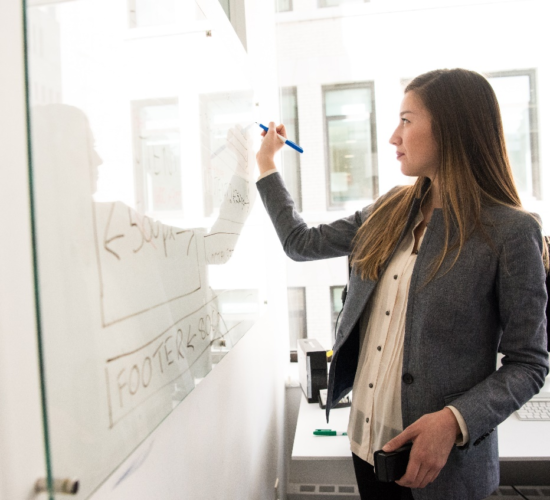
xmin=348 ymin=210 xmax=468 ymax=465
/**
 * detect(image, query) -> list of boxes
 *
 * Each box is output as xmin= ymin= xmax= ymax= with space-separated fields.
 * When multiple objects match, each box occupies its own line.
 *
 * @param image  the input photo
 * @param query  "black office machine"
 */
xmin=297 ymin=339 xmax=328 ymax=403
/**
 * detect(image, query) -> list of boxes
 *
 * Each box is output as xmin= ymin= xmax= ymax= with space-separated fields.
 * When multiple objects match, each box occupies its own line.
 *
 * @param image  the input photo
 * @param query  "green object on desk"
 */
xmin=313 ymin=429 xmax=347 ymax=436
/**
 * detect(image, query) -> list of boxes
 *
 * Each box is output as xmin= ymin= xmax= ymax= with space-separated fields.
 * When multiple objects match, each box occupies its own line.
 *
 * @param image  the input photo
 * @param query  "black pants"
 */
xmin=352 ymin=453 xmax=414 ymax=500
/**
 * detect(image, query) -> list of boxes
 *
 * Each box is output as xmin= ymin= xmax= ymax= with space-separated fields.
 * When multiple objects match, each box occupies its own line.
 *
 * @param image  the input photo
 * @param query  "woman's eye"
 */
xmin=401 ymin=118 xmax=410 ymax=124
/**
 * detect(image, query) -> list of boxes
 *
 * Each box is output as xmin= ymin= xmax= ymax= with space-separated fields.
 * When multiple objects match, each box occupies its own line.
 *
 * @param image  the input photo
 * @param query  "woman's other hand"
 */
xmin=256 ymin=121 xmax=287 ymax=175
xmin=382 ymin=408 xmax=461 ymax=489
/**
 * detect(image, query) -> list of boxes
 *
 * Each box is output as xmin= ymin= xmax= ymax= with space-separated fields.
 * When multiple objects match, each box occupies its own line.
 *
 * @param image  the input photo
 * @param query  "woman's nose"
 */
xmin=389 ymin=128 xmax=401 ymax=146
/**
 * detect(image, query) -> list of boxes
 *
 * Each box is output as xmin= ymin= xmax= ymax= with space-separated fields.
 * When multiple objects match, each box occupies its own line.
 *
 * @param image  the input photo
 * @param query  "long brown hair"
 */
xmin=351 ymin=68 xmax=549 ymax=281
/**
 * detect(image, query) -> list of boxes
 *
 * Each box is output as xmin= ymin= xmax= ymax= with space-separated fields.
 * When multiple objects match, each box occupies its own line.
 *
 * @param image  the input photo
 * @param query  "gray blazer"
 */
xmin=257 ymin=173 xmax=549 ymax=500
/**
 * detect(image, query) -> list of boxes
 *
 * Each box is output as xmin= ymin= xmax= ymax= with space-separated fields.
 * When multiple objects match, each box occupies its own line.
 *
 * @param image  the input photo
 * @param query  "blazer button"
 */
xmin=402 ymin=373 xmax=414 ymax=384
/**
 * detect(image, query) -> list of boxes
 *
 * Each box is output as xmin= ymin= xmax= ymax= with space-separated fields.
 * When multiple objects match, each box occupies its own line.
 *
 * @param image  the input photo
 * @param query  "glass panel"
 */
xmin=288 ymin=287 xmax=307 ymax=350
xmin=325 ymin=86 xmax=377 ymax=206
xmin=25 ymin=0 xmax=263 ymax=497
xmin=488 ymin=75 xmax=533 ymax=196
xmin=281 ymin=87 xmax=302 ymax=211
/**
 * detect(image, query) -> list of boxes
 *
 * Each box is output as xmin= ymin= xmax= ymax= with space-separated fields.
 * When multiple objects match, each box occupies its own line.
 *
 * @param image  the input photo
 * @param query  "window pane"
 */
xmin=281 ymin=88 xmax=302 ymax=211
xmin=276 ymin=0 xmax=292 ymax=13
xmin=325 ymin=85 xmax=377 ymax=206
xmin=330 ymin=286 xmax=344 ymax=343
xmin=288 ymin=287 xmax=307 ymax=350
xmin=488 ymin=74 xmax=533 ymax=196
xmin=325 ymin=88 xmax=371 ymax=117
xmin=132 ymin=100 xmax=182 ymax=212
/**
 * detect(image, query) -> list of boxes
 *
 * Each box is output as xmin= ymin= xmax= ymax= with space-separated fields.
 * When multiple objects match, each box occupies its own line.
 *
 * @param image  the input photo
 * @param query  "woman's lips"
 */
xmin=396 ymin=152 xmax=404 ymax=159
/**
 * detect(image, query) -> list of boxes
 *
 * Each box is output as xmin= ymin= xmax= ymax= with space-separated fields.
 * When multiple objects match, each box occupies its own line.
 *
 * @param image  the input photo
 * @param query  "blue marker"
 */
xmin=257 ymin=122 xmax=304 ymax=154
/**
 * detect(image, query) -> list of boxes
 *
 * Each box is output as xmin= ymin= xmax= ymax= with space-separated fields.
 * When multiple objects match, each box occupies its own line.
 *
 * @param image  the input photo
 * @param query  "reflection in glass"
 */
xmin=132 ymin=99 xmax=182 ymax=213
xmin=201 ymin=92 xmax=255 ymax=216
xmin=324 ymin=84 xmax=378 ymax=207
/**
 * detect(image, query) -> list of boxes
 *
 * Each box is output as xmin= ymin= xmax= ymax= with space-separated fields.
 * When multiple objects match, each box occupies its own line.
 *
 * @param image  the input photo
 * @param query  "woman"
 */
xmin=256 ymin=69 xmax=549 ymax=500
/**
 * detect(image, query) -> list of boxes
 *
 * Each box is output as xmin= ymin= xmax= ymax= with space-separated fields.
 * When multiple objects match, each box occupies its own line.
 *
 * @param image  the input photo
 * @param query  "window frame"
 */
xmin=485 ymin=68 xmax=540 ymax=200
xmin=318 ymin=0 xmax=369 ymax=8
xmin=322 ymin=81 xmax=379 ymax=210
xmin=131 ymin=97 xmax=181 ymax=215
xmin=287 ymin=286 xmax=307 ymax=361
xmin=280 ymin=86 xmax=302 ymax=212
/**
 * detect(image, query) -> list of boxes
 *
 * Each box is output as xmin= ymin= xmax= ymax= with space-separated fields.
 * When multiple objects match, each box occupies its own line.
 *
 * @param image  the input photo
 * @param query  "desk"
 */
xmin=290 ymin=395 xmax=550 ymax=495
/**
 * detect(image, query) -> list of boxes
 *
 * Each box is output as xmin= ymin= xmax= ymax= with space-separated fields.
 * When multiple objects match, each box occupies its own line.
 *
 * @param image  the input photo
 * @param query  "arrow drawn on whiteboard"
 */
xmin=186 ymin=232 xmax=195 ymax=256
xmin=104 ymin=202 xmax=124 ymax=260
xmin=187 ymin=325 xmax=196 ymax=350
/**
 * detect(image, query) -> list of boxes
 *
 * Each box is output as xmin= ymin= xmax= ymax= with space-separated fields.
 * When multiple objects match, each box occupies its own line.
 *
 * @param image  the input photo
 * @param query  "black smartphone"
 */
xmin=373 ymin=443 xmax=412 ymax=482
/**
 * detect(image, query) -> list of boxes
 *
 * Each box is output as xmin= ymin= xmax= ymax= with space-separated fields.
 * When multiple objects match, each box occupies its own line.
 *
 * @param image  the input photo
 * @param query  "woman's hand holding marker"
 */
xmin=256 ymin=121 xmax=287 ymax=175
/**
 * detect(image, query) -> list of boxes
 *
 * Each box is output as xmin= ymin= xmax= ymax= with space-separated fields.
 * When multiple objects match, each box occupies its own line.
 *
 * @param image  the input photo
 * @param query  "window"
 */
xmin=486 ymin=70 xmax=540 ymax=199
xmin=288 ymin=287 xmax=307 ymax=351
xmin=131 ymin=99 xmax=182 ymax=213
xmin=199 ymin=91 xmax=254 ymax=217
xmin=323 ymin=83 xmax=378 ymax=208
xmin=330 ymin=286 xmax=345 ymax=343
xmin=280 ymin=87 xmax=302 ymax=211
xmin=276 ymin=0 xmax=292 ymax=12
xmin=319 ymin=0 xmax=369 ymax=7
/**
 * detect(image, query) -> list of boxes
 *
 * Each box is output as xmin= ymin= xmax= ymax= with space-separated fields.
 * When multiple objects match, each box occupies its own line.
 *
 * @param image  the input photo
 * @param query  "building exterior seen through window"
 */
xmin=324 ymin=83 xmax=378 ymax=209
xmin=280 ymin=87 xmax=302 ymax=212
xmin=276 ymin=0 xmax=292 ymax=13
xmin=275 ymin=0 xmax=549 ymax=353
xmin=287 ymin=287 xmax=307 ymax=351
xmin=486 ymin=70 xmax=540 ymax=200
xmin=330 ymin=285 xmax=345 ymax=344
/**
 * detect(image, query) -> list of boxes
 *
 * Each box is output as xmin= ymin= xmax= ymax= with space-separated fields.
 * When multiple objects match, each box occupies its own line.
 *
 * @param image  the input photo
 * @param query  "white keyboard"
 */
xmin=516 ymin=400 xmax=550 ymax=421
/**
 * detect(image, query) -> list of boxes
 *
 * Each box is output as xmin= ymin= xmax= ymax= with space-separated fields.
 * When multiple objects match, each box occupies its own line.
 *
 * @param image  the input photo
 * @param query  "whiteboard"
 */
xmin=26 ymin=0 xmax=265 ymax=497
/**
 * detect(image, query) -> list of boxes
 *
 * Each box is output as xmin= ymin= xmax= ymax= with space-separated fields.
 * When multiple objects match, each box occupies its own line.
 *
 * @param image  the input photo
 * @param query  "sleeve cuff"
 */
xmin=257 ymin=168 xmax=278 ymax=181
xmin=446 ymin=405 xmax=470 ymax=446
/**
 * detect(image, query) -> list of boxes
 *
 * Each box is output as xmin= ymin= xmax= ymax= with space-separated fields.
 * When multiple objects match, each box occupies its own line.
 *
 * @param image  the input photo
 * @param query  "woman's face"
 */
xmin=389 ymin=91 xmax=439 ymax=180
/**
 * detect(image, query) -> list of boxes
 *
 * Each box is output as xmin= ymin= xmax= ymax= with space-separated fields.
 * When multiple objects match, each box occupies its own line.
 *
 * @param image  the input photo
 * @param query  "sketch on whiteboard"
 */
xmin=31 ymin=103 xmax=256 ymax=434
